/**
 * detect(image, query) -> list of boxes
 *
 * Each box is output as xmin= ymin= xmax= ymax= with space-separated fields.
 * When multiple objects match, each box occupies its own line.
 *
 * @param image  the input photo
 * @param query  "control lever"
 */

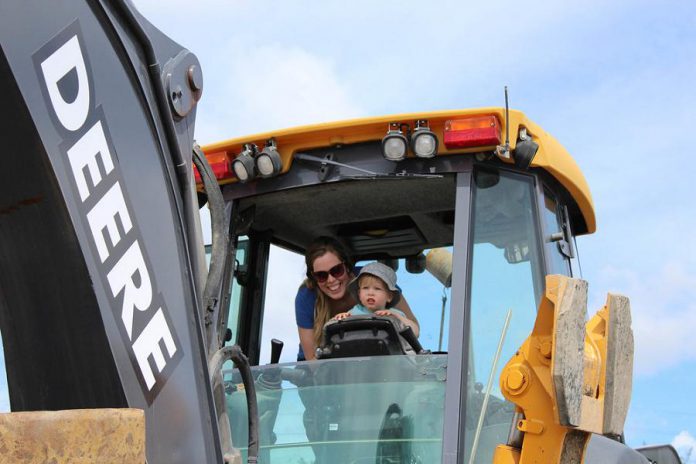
xmin=258 ymin=339 xmax=284 ymax=390
xmin=270 ymin=338 xmax=284 ymax=364
xmin=400 ymin=326 xmax=430 ymax=354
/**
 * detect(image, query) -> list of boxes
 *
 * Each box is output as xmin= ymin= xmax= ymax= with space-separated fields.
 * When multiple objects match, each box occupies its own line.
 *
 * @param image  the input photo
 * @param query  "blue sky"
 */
xmin=1 ymin=0 xmax=694 ymax=459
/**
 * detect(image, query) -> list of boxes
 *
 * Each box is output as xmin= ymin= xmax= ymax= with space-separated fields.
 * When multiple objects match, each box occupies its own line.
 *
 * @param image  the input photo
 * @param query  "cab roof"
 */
xmin=203 ymin=108 xmax=596 ymax=235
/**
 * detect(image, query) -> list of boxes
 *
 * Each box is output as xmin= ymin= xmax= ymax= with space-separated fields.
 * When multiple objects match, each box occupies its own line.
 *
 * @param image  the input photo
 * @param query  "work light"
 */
xmin=381 ymin=123 xmax=408 ymax=161
xmin=256 ymin=139 xmax=282 ymax=177
xmin=410 ymin=120 xmax=438 ymax=158
xmin=231 ymin=144 xmax=257 ymax=183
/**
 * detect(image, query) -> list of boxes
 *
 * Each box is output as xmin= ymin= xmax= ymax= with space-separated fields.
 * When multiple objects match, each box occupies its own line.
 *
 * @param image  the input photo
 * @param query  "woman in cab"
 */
xmin=294 ymin=236 xmax=419 ymax=360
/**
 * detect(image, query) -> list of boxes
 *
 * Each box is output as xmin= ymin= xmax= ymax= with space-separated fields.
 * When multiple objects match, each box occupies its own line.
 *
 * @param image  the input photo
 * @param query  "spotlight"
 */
xmin=513 ymin=128 xmax=539 ymax=170
xmin=256 ymin=139 xmax=282 ymax=178
xmin=410 ymin=120 xmax=438 ymax=158
xmin=231 ymin=144 xmax=257 ymax=183
xmin=405 ymin=253 xmax=426 ymax=274
xmin=381 ymin=123 xmax=408 ymax=161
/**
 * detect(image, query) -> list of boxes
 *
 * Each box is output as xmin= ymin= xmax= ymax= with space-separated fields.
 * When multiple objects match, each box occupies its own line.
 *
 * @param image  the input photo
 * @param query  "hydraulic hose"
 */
xmin=192 ymin=145 xmax=229 ymax=354
xmin=209 ymin=345 xmax=259 ymax=464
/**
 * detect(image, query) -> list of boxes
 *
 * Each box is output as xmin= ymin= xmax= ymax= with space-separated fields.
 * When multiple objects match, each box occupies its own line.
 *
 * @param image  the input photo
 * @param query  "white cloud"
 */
xmin=588 ymin=262 xmax=696 ymax=376
xmin=672 ymin=431 xmax=696 ymax=464
xmin=193 ymin=41 xmax=365 ymax=142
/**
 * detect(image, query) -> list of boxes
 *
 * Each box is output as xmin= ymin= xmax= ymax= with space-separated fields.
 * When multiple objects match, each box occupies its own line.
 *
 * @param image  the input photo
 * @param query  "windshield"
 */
xmin=221 ymin=161 xmax=547 ymax=463
xmin=225 ymin=355 xmax=447 ymax=463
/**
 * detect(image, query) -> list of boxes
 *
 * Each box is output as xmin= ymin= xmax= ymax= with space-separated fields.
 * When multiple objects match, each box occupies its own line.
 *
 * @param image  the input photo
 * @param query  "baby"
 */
xmin=332 ymin=262 xmax=417 ymax=332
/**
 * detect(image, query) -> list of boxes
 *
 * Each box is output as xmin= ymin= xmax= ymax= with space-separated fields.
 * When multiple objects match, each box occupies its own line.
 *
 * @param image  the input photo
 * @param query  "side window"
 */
xmin=466 ymin=169 xmax=545 ymax=463
xmin=542 ymin=188 xmax=571 ymax=277
xmin=258 ymin=245 xmax=306 ymax=364
xmin=205 ymin=237 xmax=247 ymax=346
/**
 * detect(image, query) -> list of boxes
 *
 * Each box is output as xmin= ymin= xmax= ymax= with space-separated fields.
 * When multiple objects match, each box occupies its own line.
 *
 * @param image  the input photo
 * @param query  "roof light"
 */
xmin=381 ymin=123 xmax=408 ymax=161
xmin=513 ymin=128 xmax=539 ymax=170
xmin=231 ymin=144 xmax=257 ymax=183
xmin=410 ymin=120 xmax=438 ymax=158
xmin=193 ymin=151 xmax=234 ymax=183
xmin=256 ymin=139 xmax=282 ymax=177
xmin=444 ymin=115 xmax=501 ymax=149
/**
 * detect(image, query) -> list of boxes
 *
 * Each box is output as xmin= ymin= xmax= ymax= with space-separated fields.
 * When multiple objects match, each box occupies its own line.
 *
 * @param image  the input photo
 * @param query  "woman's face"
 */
xmin=312 ymin=251 xmax=351 ymax=300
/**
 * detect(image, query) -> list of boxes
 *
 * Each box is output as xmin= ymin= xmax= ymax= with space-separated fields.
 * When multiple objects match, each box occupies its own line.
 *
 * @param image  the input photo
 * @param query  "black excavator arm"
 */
xmin=0 ymin=1 xmax=224 ymax=462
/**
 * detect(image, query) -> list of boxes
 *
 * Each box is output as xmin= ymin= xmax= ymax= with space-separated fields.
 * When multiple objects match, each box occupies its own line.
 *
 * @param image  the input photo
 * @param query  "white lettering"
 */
xmin=40 ymin=35 xmax=90 ymax=131
xmin=107 ymin=240 xmax=152 ymax=339
xmin=38 ymin=26 xmax=181 ymax=397
xmin=132 ymin=308 xmax=177 ymax=390
xmin=87 ymin=182 xmax=132 ymax=262
xmin=67 ymin=121 xmax=115 ymax=201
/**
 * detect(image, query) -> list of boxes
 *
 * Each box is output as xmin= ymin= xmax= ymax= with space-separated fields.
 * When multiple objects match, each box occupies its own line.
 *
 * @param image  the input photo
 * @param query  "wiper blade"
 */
xmin=294 ymin=152 xmax=378 ymax=175
xmin=294 ymin=153 xmax=442 ymax=179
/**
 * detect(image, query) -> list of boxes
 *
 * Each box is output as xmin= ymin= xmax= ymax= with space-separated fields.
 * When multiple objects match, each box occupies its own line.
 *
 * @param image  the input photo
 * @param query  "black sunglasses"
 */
xmin=312 ymin=262 xmax=346 ymax=283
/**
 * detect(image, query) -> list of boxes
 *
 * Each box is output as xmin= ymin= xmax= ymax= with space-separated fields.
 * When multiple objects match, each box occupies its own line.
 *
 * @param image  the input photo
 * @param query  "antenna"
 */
xmin=497 ymin=86 xmax=511 ymax=159
xmin=505 ymin=86 xmax=510 ymax=153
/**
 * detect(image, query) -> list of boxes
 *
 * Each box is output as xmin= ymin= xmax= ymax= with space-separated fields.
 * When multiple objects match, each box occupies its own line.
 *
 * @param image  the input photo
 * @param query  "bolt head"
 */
xmin=506 ymin=368 xmax=526 ymax=391
xmin=188 ymin=65 xmax=203 ymax=92
xmin=540 ymin=340 xmax=553 ymax=358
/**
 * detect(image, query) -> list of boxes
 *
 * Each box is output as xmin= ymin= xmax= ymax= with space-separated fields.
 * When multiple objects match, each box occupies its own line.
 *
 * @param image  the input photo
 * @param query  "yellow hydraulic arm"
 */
xmin=494 ymin=275 xmax=634 ymax=463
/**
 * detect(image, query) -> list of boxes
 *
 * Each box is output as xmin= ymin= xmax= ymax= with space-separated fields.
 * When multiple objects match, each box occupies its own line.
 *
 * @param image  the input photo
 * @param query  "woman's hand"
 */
xmin=332 ymin=312 xmax=351 ymax=321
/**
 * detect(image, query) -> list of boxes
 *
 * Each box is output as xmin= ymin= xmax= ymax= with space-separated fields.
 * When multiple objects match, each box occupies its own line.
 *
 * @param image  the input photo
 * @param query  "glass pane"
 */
xmin=226 ymin=237 xmax=249 ymax=346
xmin=464 ymin=169 xmax=544 ymax=463
xmin=542 ymin=190 xmax=571 ymax=276
xmin=207 ymin=236 xmax=250 ymax=349
xmin=224 ymin=355 xmax=447 ymax=464
xmin=356 ymin=251 xmax=453 ymax=354
xmin=259 ymin=245 xmax=306 ymax=364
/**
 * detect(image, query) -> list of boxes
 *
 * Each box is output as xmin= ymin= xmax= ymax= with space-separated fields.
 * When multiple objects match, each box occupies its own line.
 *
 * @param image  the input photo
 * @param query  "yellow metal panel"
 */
xmin=202 ymin=108 xmax=596 ymax=234
xmin=0 ymin=408 xmax=145 ymax=463
xmin=497 ymin=275 xmax=634 ymax=462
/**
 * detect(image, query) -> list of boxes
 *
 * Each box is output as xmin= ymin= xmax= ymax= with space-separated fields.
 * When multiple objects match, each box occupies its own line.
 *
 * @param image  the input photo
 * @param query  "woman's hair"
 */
xmin=304 ymin=236 xmax=354 ymax=347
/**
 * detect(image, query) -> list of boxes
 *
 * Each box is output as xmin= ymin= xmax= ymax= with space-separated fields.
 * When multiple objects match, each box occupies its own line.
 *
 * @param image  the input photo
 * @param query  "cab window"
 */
xmin=465 ymin=168 xmax=545 ymax=462
xmin=542 ymin=188 xmax=571 ymax=277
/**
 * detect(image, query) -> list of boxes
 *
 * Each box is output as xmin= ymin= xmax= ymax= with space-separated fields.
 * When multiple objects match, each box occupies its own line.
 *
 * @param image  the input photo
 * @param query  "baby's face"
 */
xmin=358 ymin=275 xmax=392 ymax=312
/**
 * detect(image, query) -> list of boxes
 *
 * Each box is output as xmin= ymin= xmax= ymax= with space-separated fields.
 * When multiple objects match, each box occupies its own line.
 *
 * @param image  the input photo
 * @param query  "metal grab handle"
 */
xmin=209 ymin=345 xmax=259 ymax=464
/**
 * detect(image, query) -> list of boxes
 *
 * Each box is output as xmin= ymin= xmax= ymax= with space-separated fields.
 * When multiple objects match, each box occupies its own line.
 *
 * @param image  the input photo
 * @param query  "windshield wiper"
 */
xmin=293 ymin=153 xmax=442 ymax=179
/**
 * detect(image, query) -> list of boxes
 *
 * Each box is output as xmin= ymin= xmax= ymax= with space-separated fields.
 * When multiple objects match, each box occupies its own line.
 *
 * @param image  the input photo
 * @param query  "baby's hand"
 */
xmin=374 ymin=310 xmax=393 ymax=317
xmin=333 ymin=312 xmax=351 ymax=321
